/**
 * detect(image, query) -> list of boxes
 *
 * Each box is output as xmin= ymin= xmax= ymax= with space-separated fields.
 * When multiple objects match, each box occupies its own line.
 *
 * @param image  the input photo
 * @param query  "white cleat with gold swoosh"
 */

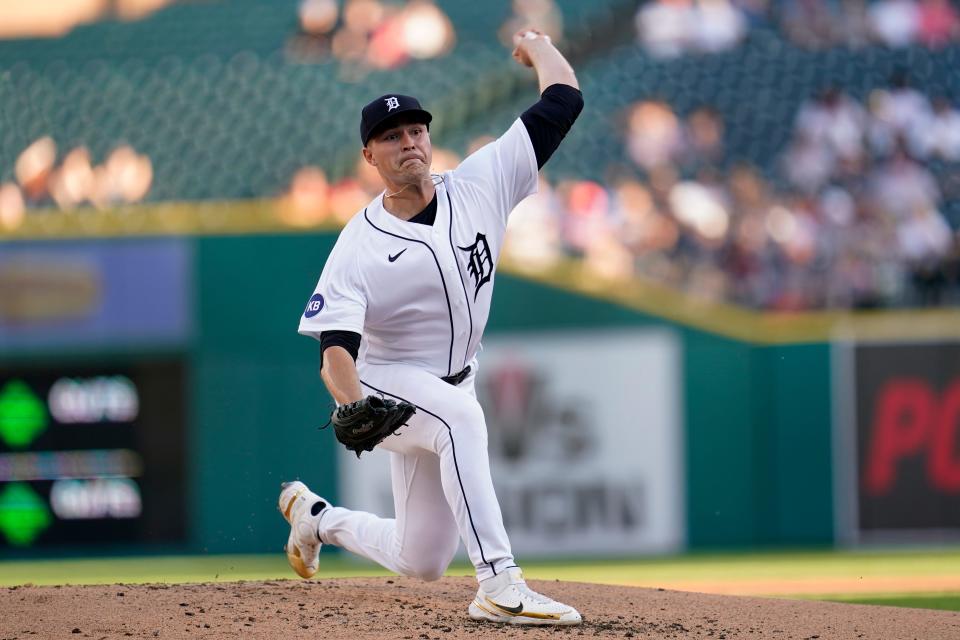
xmin=278 ymin=481 xmax=329 ymax=579
xmin=468 ymin=568 xmax=582 ymax=625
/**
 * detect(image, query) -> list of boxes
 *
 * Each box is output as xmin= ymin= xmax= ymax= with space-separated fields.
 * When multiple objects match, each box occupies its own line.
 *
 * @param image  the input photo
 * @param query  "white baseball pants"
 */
xmin=316 ymin=360 xmax=516 ymax=582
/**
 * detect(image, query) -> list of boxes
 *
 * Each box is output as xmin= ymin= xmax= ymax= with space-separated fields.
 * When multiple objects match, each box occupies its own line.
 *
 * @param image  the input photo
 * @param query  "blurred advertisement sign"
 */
xmin=0 ymin=239 xmax=191 ymax=351
xmin=0 ymin=361 xmax=186 ymax=548
xmin=837 ymin=342 xmax=960 ymax=542
xmin=0 ymin=262 xmax=99 ymax=322
xmin=340 ymin=329 xmax=685 ymax=556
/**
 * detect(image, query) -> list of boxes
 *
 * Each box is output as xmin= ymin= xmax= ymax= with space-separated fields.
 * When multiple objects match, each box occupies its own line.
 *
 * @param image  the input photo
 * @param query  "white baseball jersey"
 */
xmin=298 ymin=118 xmax=538 ymax=374
xmin=296 ymin=116 xmax=540 ymax=584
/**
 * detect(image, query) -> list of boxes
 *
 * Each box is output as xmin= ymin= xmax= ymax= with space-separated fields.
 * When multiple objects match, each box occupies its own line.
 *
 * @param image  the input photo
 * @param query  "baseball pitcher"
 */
xmin=281 ymin=28 xmax=583 ymax=625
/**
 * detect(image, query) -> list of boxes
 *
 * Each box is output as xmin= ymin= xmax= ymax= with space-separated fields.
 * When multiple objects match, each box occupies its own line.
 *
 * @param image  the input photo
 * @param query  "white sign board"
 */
xmin=339 ymin=329 xmax=685 ymax=557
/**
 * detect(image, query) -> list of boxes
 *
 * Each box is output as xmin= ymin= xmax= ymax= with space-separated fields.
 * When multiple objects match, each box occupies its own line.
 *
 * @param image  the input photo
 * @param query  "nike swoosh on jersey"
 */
xmin=486 ymin=597 xmax=523 ymax=615
xmin=388 ymin=249 xmax=407 ymax=262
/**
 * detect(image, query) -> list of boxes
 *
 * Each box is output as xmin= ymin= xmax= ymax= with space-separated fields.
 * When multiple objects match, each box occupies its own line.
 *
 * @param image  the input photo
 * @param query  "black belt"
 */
xmin=441 ymin=365 xmax=471 ymax=386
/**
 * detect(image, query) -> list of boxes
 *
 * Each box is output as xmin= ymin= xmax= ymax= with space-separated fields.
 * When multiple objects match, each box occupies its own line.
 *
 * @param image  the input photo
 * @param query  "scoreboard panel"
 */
xmin=0 ymin=359 xmax=186 ymax=548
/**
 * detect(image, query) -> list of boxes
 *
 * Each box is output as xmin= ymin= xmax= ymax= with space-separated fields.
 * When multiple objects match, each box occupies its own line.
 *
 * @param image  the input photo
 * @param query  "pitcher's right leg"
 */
xmin=359 ymin=367 xmax=517 ymax=582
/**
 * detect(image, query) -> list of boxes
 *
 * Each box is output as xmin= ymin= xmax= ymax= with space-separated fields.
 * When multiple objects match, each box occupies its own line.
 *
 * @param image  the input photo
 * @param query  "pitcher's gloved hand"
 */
xmin=331 ymin=395 xmax=416 ymax=457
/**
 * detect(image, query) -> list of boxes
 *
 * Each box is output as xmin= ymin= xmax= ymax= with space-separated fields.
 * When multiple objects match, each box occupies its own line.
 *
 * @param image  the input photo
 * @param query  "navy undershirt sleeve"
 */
xmin=520 ymin=83 xmax=584 ymax=169
xmin=320 ymin=330 xmax=361 ymax=367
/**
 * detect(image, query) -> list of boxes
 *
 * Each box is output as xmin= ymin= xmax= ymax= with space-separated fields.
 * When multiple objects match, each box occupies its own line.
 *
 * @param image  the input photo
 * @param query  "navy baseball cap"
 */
xmin=360 ymin=94 xmax=432 ymax=146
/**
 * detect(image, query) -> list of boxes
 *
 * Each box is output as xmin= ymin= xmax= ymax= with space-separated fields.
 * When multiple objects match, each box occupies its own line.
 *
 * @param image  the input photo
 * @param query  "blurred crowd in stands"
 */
xmin=4 ymin=0 xmax=960 ymax=310
xmin=781 ymin=0 xmax=960 ymax=50
xmin=776 ymin=74 xmax=960 ymax=307
xmin=636 ymin=0 xmax=760 ymax=57
xmin=290 ymin=0 xmax=564 ymax=73
xmin=636 ymin=0 xmax=960 ymax=55
xmin=289 ymin=0 xmax=456 ymax=71
xmin=0 ymin=138 xmax=153 ymax=230
xmin=283 ymin=71 xmax=960 ymax=311
xmin=571 ymin=75 xmax=960 ymax=309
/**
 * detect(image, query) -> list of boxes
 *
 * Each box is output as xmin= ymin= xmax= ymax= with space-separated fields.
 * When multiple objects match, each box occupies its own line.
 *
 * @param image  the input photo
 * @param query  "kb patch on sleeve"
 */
xmin=303 ymin=293 xmax=325 ymax=318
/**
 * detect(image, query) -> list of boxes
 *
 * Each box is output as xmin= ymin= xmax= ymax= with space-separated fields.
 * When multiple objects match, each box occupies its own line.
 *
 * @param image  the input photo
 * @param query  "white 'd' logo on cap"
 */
xmin=385 ymin=96 xmax=400 ymax=111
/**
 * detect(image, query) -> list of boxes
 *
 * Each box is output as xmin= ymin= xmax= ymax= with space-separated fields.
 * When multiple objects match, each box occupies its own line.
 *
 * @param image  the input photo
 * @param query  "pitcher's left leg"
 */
xmin=359 ymin=364 xmax=581 ymax=625
xmin=429 ymin=397 xmax=515 ymax=581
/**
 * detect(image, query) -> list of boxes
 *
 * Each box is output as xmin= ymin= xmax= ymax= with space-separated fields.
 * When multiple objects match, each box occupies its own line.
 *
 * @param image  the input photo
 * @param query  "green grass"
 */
xmin=2 ymin=548 xmax=959 ymax=612
xmin=515 ymin=548 xmax=960 ymax=583
xmin=818 ymin=593 xmax=960 ymax=611
xmin=0 ymin=553 xmax=385 ymax=586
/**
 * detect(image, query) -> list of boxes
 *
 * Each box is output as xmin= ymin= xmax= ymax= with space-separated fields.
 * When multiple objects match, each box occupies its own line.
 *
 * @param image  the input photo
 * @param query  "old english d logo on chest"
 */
xmin=458 ymin=232 xmax=493 ymax=301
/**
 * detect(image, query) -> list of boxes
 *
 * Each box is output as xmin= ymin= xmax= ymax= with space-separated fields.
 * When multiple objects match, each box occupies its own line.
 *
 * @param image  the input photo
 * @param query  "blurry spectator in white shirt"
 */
xmin=692 ymin=0 xmax=748 ymax=52
xmin=782 ymin=130 xmax=836 ymax=193
xmin=868 ymin=0 xmax=919 ymax=47
xmin=869 ymin=147 xmax=941 ymax=222
xmin=915 ymin=97 xmax=960 ymax=161
xmin=637 ymin=0 xmax=694 ymax=58
xmin=897 ymin=205 xmax=953 ymax=263
xmin=867 ymin=73 xmax=932 ymax=156
xmin=794 ymin=87 xmax=867 ymax=163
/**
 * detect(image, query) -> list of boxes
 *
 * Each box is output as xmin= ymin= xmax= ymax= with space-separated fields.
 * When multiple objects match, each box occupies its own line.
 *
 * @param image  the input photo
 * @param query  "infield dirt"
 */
xmin=2 ymin=576 xmax=959 ymax=639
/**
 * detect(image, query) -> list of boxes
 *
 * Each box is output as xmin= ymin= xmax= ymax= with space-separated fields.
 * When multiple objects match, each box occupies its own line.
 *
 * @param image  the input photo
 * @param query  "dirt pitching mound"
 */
xmin=3 ymin=577 xmax=959 ymax=639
